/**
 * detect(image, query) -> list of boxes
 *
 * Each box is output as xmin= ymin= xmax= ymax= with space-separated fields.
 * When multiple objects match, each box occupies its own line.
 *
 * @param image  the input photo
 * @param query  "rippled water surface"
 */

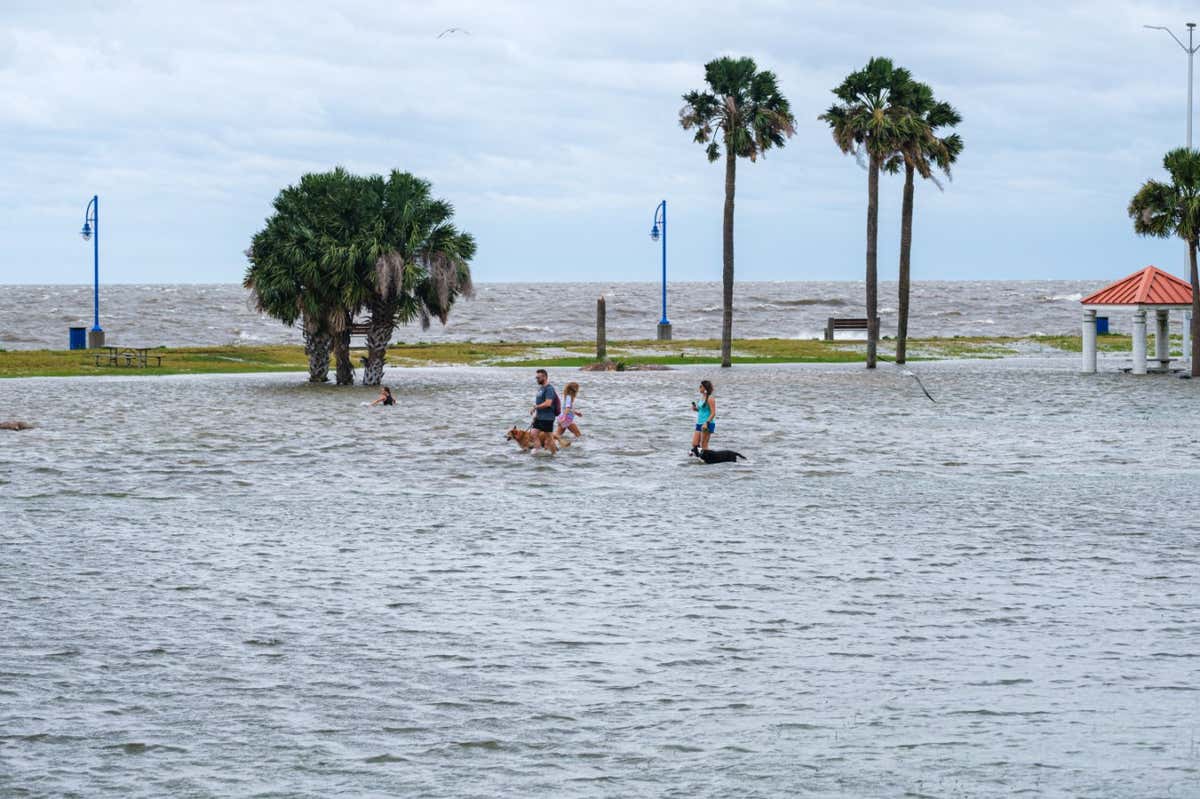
xmin=2 ymin=362 xmax=1199 ymax=797
xmin=0 ymin=280 xmax=1122 ymax=349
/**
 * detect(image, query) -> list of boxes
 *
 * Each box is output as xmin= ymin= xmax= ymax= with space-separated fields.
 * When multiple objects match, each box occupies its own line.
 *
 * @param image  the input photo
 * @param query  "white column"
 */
xmin=1185 ymin=311 xmax=1193 ymax=365
xmin=1155 ymin=309 xmax=1170 ymax=366
xmin=1132 ymin=309 xmax=1147 ymax=375
xmin=1082 ymin=308 xmax=1097 ymax=373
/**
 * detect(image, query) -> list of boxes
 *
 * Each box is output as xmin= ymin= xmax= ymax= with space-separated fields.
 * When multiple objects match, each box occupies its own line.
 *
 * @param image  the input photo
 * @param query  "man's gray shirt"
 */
xmin=535 ymin=384 xmax=557 ymax=421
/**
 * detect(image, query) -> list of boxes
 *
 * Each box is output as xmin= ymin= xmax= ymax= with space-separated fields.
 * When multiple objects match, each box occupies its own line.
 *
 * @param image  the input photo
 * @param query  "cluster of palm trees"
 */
xmin=681 ymin=56 xmax=962 ymax=368
xmin=244 ymin=168 xmax=476 ymax=385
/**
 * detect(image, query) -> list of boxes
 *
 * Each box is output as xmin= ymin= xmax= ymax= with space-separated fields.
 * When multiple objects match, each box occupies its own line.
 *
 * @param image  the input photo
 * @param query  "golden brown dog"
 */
xmin=505 ymin=426 xmax=570 ymax=452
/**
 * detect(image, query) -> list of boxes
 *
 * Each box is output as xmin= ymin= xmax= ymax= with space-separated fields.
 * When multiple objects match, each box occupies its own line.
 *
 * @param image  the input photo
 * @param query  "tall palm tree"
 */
xmin=1129 ymin=148 xmax=1200 ymax=376
xmin=888 ymin=81 xmax=963 ymax=364
xmin=360 ymin=171 xmax=476 ymax=386
xmin=681 ymin=56 xmax=795 ymax=368
xmin=820 ymin=57 xmax=923 ymax=368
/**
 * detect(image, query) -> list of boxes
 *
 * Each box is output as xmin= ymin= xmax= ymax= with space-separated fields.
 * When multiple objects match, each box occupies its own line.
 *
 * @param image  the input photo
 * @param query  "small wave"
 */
xmin=105 ymin=742 xmax=187 ymax=754
xmin=1045 ymin=293 xmax=1083 ymax=302
xmin=0 ymin=332 xmax=43 ymax=343
xmin=364 ymin=753 xmax=408 ymax=763
xmin=774 ymin=297 xmax=848 ymax=307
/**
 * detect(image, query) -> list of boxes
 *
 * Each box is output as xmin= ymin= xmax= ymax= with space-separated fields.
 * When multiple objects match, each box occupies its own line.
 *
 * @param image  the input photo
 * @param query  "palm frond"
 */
xmin=683 ymin=56 xmax=795 ymax=166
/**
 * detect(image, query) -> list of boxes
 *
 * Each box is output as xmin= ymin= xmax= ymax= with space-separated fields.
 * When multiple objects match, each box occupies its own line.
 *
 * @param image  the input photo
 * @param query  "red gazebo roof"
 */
xmin=1081 ymin=266 xmax=1194 ymax=306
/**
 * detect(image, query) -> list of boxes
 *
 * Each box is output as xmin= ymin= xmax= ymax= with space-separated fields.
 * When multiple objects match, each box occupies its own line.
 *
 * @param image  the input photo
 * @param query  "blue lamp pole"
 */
xmin=649 ymin=199 xmax=671 ymax=341
xmin=80 ymin=195 xmax=104 ymax=348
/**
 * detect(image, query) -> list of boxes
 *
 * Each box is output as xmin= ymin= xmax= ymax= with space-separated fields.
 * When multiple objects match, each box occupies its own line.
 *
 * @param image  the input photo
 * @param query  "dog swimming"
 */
xmin=691 ymin=447 xmax=747 ymax=464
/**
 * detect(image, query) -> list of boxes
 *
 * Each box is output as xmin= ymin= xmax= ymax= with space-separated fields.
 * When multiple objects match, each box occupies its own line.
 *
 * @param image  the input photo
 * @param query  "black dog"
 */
xmin=692 ymin=447 xmax=746 ymax=464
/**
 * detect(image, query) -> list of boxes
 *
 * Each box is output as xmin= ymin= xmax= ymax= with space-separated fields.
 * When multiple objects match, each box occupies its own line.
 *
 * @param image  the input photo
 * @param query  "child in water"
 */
xmin=690 ymin=379 xmax=715 ymax=457
xmin=555 ymin=382 xmax=583 ymax=440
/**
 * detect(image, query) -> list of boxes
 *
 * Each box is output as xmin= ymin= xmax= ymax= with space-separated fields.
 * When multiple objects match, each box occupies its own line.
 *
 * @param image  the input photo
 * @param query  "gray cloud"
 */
xmin=1 ymin=0 xmax=1198 ymax=284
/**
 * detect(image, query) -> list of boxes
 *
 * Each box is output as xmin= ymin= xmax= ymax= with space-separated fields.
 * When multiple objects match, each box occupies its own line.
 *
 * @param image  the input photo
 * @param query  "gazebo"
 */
xmin=1080 ymin=266 xmax=1193 ymax=374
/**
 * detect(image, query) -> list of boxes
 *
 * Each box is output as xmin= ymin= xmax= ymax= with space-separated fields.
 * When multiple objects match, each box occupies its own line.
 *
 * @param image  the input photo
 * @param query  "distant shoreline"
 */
xmin=0 ymin=278 xmax=1111 ymax=288
xmin=0 ymin=335 xmax=1146 ymax=379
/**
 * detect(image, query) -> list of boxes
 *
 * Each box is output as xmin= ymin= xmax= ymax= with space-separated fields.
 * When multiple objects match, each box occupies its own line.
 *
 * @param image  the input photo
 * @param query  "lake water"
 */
xmin=0 ymin=280 xmax=1134 ymax=350
xmin=2 ymin=361 xmax=1199 ymax=797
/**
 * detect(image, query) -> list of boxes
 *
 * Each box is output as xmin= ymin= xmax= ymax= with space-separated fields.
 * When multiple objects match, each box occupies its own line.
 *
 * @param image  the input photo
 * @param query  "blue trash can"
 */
xmin=1096 ymin=316 xmax=1110 ymax=335
xmin=69 ymin=327 xmax=87 ymax=350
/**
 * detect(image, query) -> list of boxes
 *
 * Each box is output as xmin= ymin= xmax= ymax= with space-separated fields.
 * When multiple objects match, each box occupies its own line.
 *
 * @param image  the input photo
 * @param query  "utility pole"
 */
xmin=1145 ymin=22 xmax=1198 ymax=362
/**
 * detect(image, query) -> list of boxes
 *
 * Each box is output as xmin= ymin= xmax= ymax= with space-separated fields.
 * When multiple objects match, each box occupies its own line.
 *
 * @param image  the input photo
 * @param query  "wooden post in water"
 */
xmin=596 ymin=295 xmax=607 ymax=360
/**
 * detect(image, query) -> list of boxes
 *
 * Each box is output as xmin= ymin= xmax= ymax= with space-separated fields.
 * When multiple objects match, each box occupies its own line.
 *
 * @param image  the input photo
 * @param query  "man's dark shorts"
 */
xmin=532 ymin=419 xmax=554 ymax=433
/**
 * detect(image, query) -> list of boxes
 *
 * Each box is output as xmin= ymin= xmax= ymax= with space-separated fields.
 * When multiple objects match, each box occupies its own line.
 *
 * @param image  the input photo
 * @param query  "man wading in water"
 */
xmin=530 ymin=369 xmax=560 ymax=454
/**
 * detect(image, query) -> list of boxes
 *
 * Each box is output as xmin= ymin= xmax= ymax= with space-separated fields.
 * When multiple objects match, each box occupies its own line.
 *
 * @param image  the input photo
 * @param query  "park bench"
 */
xmin=824 ymin=317 xmax=874 ymax=340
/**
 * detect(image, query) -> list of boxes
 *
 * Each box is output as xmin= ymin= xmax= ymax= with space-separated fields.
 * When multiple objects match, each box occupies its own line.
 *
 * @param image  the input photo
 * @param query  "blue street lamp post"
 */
xmin=80 ymin=195 xmax=104 ymax=348
xmin=649 ymin=200 xmax=671 ymax=341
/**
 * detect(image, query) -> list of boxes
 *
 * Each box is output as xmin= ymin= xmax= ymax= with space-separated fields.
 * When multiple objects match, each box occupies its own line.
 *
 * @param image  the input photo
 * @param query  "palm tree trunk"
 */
xmin=303 ymin=327 xmax=331 ymax=383
xmin=721 ymin=148 xmax=737 ymax=369
xmin=332 ymin=313 xmax=354 ymax=385
xmin=362 ymin=300 xmax=395 ymax=386
xmin=1190 ymin=239 xmax=1199 ymax=378
xmin=896 ymin=161 xmax=916 ymax=365
xmin=865 ymin=154 xmax=880 ymax=369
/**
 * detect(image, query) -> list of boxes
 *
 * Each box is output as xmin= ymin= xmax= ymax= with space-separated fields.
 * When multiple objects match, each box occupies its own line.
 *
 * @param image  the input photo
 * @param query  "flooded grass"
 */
xmin=0 ymin=335 xmax=1133 ymax=378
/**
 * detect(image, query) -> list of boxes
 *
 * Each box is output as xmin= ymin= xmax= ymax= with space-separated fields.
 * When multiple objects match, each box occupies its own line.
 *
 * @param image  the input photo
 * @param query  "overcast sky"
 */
xmin=1 ymin=0 xmax=1198 ymax=284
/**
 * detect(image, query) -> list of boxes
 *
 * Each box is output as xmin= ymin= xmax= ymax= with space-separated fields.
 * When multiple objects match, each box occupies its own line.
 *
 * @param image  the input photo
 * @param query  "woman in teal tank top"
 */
xmin=690 ymin=379 xmax=716 ymax=456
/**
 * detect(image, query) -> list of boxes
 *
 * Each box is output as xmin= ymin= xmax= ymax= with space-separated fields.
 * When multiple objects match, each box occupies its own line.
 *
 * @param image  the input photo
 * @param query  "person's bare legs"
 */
xmin=567 ymin=422 xmax=582 ymax=439
xmin=700 ymin=427 xmax=712 ymax=450
xmin=691 ymin=429 xmax=702 ymax=454
xmin=540 ymin=430 xmax=558 ymax=454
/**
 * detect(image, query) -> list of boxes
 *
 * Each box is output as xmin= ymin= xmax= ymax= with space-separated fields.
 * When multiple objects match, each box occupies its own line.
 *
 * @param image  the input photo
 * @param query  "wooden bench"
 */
xmin=824 ymin=317 xmax=873 ymax=340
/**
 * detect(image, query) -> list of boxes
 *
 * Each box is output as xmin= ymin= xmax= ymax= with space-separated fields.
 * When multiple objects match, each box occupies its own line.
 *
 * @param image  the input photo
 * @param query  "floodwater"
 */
xmin=2 ymin=361 xmax=1199 ymax=797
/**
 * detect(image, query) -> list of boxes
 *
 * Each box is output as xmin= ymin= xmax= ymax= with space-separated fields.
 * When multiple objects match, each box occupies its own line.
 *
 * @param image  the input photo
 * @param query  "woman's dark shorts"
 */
xmin=532 ymin=419 xmax=554 ymax=433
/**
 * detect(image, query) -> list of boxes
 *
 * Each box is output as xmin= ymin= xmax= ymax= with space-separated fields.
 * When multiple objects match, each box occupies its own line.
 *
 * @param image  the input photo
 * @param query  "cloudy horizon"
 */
xmin=2 ymin=0 xmax=1199 ymax=285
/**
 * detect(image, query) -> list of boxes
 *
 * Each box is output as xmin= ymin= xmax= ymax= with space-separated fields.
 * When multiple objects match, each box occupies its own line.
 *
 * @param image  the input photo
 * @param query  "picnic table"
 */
xmin=94 ymin=345 xmax=162 ymax=368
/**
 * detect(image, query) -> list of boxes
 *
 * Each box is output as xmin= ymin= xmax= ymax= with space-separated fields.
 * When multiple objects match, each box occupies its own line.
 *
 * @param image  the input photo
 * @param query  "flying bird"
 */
xmin=437 ymin=27 xmax=470 ymax=39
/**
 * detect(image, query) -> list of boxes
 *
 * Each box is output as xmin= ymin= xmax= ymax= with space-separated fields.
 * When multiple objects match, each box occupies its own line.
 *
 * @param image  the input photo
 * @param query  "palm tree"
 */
xmin=1129 ymin=148 xmax=1200 ymax=376
xmin=244 ymin=219 xmax=334 ymax=383
xmin=820 ymin=57 xmax=923 ymax=368
xmin=360 ymin=171 xmax=476 ymax=386
xmin=681 ymin=56 xmax=795 ymax=368
xmin=887 ymin=81 xmax=963 ymax=364
xmin=245 ymin=168 xmax=374 ymax=385
xmin=246 ymin=168 xmax=476 ymax=386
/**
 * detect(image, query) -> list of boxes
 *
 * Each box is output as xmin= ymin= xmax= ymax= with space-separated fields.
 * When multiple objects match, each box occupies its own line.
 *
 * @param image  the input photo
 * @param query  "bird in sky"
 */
xmin=437 ymin=27 xmax=470 ymax=39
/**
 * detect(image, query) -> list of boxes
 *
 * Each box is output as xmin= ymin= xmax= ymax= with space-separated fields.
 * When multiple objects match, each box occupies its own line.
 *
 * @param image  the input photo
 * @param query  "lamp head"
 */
xmin=80 ymin=222 xmax=92 ymax=241
xmin=649 ymin=224 xmax=660 ymax=242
